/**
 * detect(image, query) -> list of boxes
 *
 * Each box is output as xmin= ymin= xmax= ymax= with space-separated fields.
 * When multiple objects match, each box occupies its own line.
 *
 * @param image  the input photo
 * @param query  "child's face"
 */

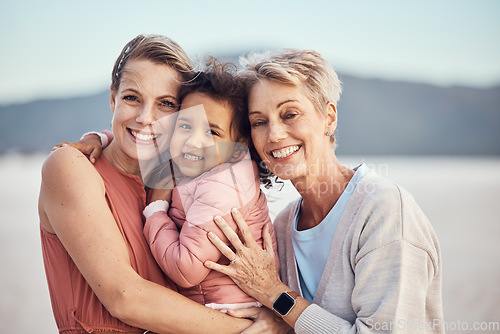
xmin=170 ymin=93 xmax=238 ymax=177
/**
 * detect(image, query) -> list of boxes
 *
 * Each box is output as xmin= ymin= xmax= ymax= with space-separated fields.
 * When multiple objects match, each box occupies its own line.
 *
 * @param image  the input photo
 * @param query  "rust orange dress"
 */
xmin=41 ymin=155 xmax=176 ymax=333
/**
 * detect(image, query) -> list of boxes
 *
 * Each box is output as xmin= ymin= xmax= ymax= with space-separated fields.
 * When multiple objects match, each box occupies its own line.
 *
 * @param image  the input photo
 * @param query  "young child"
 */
xmin=62 ymin=60 xmax=279 ymax=313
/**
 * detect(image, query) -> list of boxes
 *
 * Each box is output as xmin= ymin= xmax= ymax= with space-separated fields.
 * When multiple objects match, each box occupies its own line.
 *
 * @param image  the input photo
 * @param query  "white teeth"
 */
xmin=183 ymin=153 xmax=203 ymax=161
xmin=271 ymin=145 xmax=300 ymax=159
xmin=131 ymin=130 xmax=157 ymax=141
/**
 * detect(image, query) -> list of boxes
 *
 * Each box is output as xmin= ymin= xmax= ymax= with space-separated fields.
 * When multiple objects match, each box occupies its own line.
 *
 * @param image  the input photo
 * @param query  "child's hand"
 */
xmin=149 ymin=188 xmax=173 ymax=203
xmin=52 ymin=134 xmax=103 ymax=164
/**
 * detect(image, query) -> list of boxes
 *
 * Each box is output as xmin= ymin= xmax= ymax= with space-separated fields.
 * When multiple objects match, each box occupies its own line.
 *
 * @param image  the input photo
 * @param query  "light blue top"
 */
xmin=291 ymin=163 xmax=370 ymax=302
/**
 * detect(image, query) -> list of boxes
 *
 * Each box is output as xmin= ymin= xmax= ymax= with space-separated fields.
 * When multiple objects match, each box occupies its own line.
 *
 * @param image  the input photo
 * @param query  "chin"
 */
xmin=269 ymin=162 xmax=306 ymax=181
xmin=177 ymin=165 xmax=200 ymax=178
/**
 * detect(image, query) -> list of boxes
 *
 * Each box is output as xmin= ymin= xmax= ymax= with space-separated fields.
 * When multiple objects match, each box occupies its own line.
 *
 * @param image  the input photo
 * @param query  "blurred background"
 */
xmin=1 ymin=0 xmax=499 ymax=332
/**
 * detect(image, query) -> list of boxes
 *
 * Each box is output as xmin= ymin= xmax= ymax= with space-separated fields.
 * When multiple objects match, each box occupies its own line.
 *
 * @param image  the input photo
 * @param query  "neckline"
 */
xmin=293 ymin=163 xmax=370 ymax=232
xmin=98 ymin=154 xmax=144 ymax=187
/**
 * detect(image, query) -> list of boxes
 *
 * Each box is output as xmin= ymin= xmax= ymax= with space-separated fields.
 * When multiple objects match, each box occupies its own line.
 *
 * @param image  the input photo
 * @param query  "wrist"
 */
xmin=272 ymin=291 xmax=300 ymax=318
xmin=143 ymin=200 xmax=169 ymax=219
xmin=81 ymin=131 xmax=109 ymax=147
xmin=264 ymin=282 xmax=293 ymax=309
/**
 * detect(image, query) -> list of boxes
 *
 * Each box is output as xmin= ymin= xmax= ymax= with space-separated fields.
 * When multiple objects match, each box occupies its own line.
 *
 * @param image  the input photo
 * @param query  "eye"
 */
xmin=123 ymin=95 xmax=138 ymax=102
xmin=179 ymin=123 xmax=191 ymax=130
xmin=283 ymin=112 xmax=298 ymax=120
xmin=161 ymin=100 xmax=177 ymax=110
xmin=206 ymin=129 xmax=220 ymax=137
xmin=250 ymin=120 xmax=267 ymax=128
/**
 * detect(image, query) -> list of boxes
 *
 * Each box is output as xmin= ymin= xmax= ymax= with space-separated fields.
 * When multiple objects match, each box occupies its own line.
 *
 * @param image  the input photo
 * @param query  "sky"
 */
xmin=0 ymin=0 xmax=499 ymax=105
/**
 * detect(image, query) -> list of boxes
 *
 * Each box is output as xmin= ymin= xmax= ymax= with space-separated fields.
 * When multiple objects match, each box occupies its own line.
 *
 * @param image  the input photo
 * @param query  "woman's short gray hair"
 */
xmin=238 ymin=49 xmax=342 ymax=112
xmin=238 ymin=49 xmax=342 ymax=187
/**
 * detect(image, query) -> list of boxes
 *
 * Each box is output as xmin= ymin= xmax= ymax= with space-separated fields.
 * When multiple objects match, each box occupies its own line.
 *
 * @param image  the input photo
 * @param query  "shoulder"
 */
xmin=353 ymin=171 xmax=401 ymax=205
xmin=43 ymin=146 xmax=95 ymax=172
xmin=41 ymin=147 xmax=104 ymax=196
xmin=203 ymin=154 xmax=257 ymax=187
xmin=349 ymin=171 xmax=411 ymax=222
xmin=353 ymin=171 xmax=431 ymax=230
xmin=191 ymin=158 xmax=258 ymax=202
xmin=349 ymin=171 xmax=440 ymax=266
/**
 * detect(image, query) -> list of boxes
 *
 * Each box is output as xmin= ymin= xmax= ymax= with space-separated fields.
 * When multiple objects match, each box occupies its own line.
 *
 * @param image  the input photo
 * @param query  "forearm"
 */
xmin=114 ymin=272 xmax=252 ymax=333
xmin=144 ymin=211 xmax=213 ymax=287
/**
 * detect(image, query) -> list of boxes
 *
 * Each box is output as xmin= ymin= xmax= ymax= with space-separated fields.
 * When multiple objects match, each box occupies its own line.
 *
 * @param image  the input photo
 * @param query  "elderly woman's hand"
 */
xmin=204 ymin=208 xmax=286 ymax=307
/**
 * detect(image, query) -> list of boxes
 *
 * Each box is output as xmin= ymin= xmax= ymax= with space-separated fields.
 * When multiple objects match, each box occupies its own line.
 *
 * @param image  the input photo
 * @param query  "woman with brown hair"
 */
xmin=39 ymin=34 xmax=280 ymax=334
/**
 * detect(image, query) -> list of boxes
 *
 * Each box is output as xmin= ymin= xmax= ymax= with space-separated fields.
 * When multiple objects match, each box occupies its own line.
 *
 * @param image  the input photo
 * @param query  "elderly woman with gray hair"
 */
xmin=205 ymin=49 xmax=444 ymax=333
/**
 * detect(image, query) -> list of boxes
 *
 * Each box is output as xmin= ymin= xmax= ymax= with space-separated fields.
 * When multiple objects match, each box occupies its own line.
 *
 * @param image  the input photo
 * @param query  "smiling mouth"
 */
xmin=270 ymin=145 xmax=301 ymax=159
xmin=128 ymin=128 xmax=159 ymax=141
xmin=182 ymin=153 xmax=204 ymax=161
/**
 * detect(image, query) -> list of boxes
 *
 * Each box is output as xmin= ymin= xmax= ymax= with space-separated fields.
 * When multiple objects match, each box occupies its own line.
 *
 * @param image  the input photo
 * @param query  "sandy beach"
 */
xmin=1 ymin=154 xmax=499 ymax=333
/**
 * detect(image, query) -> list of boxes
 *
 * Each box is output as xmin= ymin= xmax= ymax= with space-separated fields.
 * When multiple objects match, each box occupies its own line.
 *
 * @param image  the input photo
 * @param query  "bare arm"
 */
xmin=39 ymin=147 xmax=251 ymax=334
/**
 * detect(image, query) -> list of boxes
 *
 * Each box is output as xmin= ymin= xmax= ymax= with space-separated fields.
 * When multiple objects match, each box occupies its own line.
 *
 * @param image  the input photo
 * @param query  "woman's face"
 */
xmin=110 ymin=59 xmax=181 ymax=161
xmin=248 ymin=79 xmax=336 ymax=181
xmin=170 ymin=93 xmax=237 ymax=177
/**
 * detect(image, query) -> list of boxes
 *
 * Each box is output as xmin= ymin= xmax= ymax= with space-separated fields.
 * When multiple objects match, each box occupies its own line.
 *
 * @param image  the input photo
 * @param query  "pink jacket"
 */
xmin=143 ymin=153 xmax=279 ymax=307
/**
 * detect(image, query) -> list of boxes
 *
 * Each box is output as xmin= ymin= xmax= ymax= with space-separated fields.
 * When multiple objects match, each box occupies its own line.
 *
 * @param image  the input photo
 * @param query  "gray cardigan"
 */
xmin=274 ymin=170 xmax=444 ymax=333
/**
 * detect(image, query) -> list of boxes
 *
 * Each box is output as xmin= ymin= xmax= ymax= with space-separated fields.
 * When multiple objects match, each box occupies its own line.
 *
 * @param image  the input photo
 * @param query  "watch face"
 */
xmin=273 ymin=292 xmax=296 ymax=316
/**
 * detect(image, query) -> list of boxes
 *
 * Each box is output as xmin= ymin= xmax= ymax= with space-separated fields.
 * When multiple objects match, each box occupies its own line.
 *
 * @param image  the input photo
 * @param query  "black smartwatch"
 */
xmin=273 ymin=291 xmax=298 ymax=317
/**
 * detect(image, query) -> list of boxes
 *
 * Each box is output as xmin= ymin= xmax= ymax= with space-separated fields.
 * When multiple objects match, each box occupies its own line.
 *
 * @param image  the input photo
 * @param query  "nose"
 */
xmin=136 ymin=103 xmax=156 ymax=126
xmin=185 ymin=129 xmax=209 ymax=150
xmin=267 ymin=120 xmax=287 ymax=143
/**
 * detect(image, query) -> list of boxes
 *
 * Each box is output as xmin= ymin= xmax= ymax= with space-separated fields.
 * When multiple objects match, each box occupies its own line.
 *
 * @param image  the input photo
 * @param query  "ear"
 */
xmin=324 ymin=103 xmax=337 ymax=133
xmin=110 ymin=86 xmax=116 ymax=113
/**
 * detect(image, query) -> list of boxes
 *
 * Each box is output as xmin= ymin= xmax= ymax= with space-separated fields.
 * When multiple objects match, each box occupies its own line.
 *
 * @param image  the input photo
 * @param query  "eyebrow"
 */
xmin=277 ymin=99 xmax=299 ymax=108
xmin=248 ymin=99 xmax=299 ymax=116
xmin=121 ymin=88 xmax=141 ymax=95
xmin=209 ymin=123 xmax=224 ymax=132
xmin=122 ymin=88 xmax=178 ymax=102
xmin=158 ymin=95 xmax=179 ymax=103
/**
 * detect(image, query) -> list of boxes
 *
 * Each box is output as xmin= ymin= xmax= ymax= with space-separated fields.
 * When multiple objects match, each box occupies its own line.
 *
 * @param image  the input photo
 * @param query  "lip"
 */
xmin=180 ymin=152 xmax=204 ymax=162
xmin=127 ymin=128 xmax=161 ymax=144
xmin=268 ymin=145 xmax=301 ymax=161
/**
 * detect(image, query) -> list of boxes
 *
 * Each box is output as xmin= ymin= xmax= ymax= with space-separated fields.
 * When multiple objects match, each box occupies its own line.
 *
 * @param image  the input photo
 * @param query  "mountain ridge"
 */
xmin=2 ymin=73 xmax=499 ymax=155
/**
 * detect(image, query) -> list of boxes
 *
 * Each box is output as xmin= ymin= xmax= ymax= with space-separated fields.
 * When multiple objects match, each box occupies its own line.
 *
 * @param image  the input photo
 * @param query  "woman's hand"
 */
xmin=228 ymin=307 xmax=292 ymax=334
xmin=52 ymin=133 xmax=103 ymax=164
xmin=204 ymin=208 xmax=285 ymax=307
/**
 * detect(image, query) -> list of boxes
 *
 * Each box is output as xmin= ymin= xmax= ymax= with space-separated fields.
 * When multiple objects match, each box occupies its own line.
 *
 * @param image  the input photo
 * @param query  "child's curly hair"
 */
xmin=178 ymin=57 xmax=275 ymax=188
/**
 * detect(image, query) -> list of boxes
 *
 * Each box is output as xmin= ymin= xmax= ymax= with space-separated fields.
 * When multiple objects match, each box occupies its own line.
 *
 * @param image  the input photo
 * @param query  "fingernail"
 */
xmin=208 ymin=232 xmax=215 ymax=239
xmin=214 ymin=216 xmax=222 ymax=223
xmin=231 ymin=208 xmax=238 ymax=213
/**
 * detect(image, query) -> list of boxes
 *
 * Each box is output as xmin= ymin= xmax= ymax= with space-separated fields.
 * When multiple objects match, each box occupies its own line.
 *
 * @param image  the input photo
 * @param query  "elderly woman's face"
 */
xmin=248 ymin=79 xmax=334 ymax=181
